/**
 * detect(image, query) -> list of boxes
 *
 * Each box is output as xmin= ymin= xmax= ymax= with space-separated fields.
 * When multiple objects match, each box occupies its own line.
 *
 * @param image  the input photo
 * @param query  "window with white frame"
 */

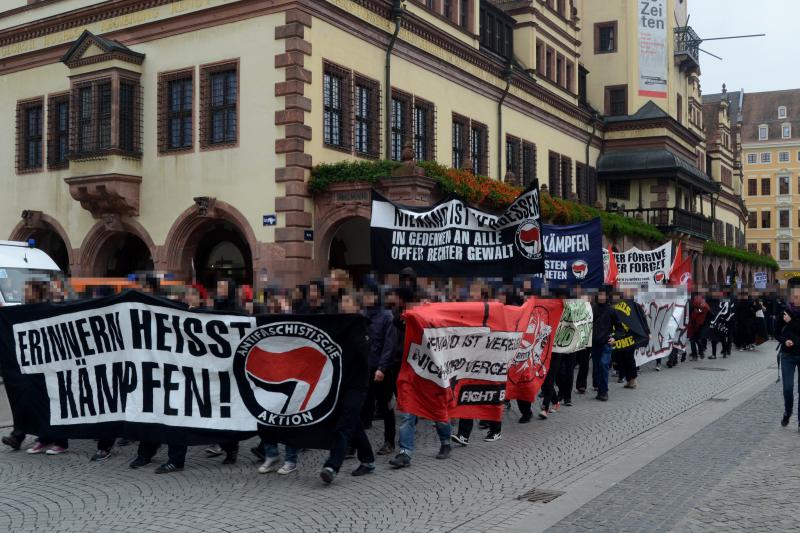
xmin=783 ymin=124 xmax=792 ymax=139
xmin=759 ymin=125 xmax=768 ymax=140
xmin=779 ymin=106 xmax=787 ymax=119
xmin=761 ymin=152 xmax=772 ymax=163
xmin=780 ymin=151 xmax=790 ymax=162
xmin=747 ymin=153 xmax=757 ymax=164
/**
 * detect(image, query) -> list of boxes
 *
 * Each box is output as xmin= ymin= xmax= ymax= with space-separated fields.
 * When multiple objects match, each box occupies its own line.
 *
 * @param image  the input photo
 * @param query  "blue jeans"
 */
xmin=264 ymin=443 xmax=298 ymax=464
xmin=592 ymin=344 xmax=613 ymax=395
xmin=397 ymin=411 xmax=451 ymax=457
xmin=780 ymin=353 xmax=800 ymax=419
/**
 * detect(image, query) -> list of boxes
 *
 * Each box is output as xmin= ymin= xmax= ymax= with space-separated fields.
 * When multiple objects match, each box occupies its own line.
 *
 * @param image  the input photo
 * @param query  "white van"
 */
xmin=0 ymin=240 xmax=61 ymax=306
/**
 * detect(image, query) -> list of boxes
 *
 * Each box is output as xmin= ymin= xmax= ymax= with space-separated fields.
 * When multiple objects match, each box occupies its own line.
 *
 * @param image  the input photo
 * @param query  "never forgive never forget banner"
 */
xmin=370 ymin=183 xmax=545 ymax=277
xmin=614 ymin=243 xmax=673 ymax=289
xmin=0 ymin=291 xmax=369 ymax=449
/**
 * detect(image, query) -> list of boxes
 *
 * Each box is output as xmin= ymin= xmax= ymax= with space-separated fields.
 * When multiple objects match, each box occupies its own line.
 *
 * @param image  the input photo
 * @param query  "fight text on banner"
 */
xmin=370 ymin=183 xmax=544 ymax=277
xmin=0 ymin=291 xmax=370 ymax=450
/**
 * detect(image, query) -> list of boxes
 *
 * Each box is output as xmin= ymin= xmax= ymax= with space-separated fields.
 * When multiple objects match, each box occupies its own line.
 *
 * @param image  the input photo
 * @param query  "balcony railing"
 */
xmin=622 ymin=207 xmax=712 ymax=240
xmin=674 ymin=26 xmax=701 ymax=69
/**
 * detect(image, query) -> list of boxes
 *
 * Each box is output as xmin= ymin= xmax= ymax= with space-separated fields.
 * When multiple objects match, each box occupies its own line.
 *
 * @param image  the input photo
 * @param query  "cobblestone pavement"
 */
xmin=0 ymin=346 xmax=781 ymax=532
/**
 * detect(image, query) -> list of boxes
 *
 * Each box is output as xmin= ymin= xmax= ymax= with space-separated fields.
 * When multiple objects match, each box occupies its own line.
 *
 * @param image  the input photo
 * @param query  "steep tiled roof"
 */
xmin=741 ymin=89 xmax=800 ymax=143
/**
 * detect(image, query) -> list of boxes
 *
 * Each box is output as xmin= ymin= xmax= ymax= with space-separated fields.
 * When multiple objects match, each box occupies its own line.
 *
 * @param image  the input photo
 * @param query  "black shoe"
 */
xmin=435 ymin=444 xmax=451 ymax=459
xmin=129 ymin=456 xmax=151 ymax=469
xmin=389 ymin=452 xmax=411 ymax=469
xmin=596 ymin=393 xmax=609 ymax=402
xmin=563 ymin=400 xmax=573 ymax=407
xmin=782 ymin=413 xmax=791 ymax=427
xmin=519 ymin=414 xmax=532 ymax=424
xmin=222 ymin=451 xmax=238 ymax=465
xmin=155 ymin=462 xmax=184 ymax=474
xmin=320 ymin=466 xmax=336 ymax=484
xmin=377 ymin=443 xmax=395 ymax=456
xmin=250 ymin=446 xmax=265 ymax=461
xmin=351 ymin=464 xmax=375 ymax=476
xmin=2 ymin=435 xmax=22 ymax=451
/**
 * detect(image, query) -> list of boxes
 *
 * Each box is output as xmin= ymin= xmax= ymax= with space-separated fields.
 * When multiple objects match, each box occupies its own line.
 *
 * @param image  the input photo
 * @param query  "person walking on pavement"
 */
xmin=688 ymin=293 xmax=710 ymax=361
xmin=776 ymin=289 xmax=800 ymax=429
xmin=591 ymin=286 xmax=618 ymax=402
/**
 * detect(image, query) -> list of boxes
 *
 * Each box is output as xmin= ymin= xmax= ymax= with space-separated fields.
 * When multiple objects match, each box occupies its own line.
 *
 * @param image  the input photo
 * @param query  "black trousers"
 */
xmin=542 ymin=353 xmax=563 ymax=409
xmin=556 ymin=353 xmax=577 ymax=403
xmin=457 ymin=418 xmax=501 ymax=438
xmin=97 ymin=438 xmax=115 ymax=452
xmin=517 ymin=400 xmax=532 ymax=418
xmin=325 ymin=388 xmax=374 ymax=473
xmin=136 ymin=441 xmax=188 ymax=467
xmin=361 ymin=365 xmax=398 ymax=445
xmin=618 ymin=348 xmax=637 ymax=381
xmin=575 ymin=348 xmax=592 ymax=390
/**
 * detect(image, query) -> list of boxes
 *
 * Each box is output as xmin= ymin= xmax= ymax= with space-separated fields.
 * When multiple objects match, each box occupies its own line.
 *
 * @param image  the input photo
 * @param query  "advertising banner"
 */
xmin=638 ymin=0 xmax=668 ymax=98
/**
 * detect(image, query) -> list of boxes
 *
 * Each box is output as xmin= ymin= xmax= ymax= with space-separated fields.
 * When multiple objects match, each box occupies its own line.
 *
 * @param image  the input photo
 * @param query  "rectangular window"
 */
xmin=726 ymin=223 xmax=734 ymax=247
xmin=413 ymin=99 xmax=434 ymax=163
xmin=536 ymin=40 xmax=545 ymax=76
xmin=578 ymin=66 xmax=588 ymax=104
xmin=548 ymin=151 xmax=560 ymax=196
xmin=470 ymin=121 xmax=488 ymax=175
xmin=780 ymin=242 xmax=790 ymax=261
xmin=390 ymin=92 xmax=411 ymax=161
xmin=97 ymin=82 xmax=112 ymax=149
xmin=460 ymin=0 xmax=469 ymax=28
xmin=47 ymin=96 xmax=69 ymax=169
xmin=575 ymin=162 xmax=586 ymax=204
xmin=452 ymin=115 xmax=468 ymax=169
xmin=762 ymin=243 xmax=771 ymax=256
xmin=747 ymin=153 xmax=757 ymax=164
xmin=595 ymin=21 xmax=617 ymax=53
xmin=323 ymin=70 xmax=344 ymax=148
xmin=201 ymin=61 xmax=239 ymax=148
xmin=119 ymin=82 xmax=136 ymax=152
xmin=780 ymin=209 xmax=790 ymax=228
xmin=677 ymin=94 xmax=683 ymax=124
xmin=354 ymin=76 xmax=380 ymax=158
xmin=748 ymin=212 xmax=757 ymax=229
xmin=747 ymin=178 xmax=757 ymax=196
xmin=545 ymin=47 xmax=554 ymax=81
xmin=608 ymin=180 xmax=630 ymax=200
xmin=159 ymin=71 xmax=193 ymax=153
xmin=761 ymin=152 xmax=771 ymax=163
xmin=556 ymin=54 xmax=565 ymax=88
xmin=748 ymin=243 xmax=757 ymax=253
xmin=565 ymin=61 xmax=574 ymax=93
xmin=780 ymin=176 xmax=790 ymax=195
xmin=606 ymin=85 xmax=627 ymax=116
xmin=762 ymin=178 xmax=771 ymax=195
xmin=522 ymin=142 xmax=536 ymax=187
xmin=506 ymin=135 xmax=520 ymax=178
xmin=20 ymin=101 xmax=43 ymax=170
xmin=443 ymin=0 xmax=452 ymax=20
xmin=783 ymin=125 xmax=791 ymax=139
xmin=758 ymin=125 xmax=768 ymax=140
xmin=779 ymin=106 xmax=787 ymax=119
xmin=780 ymin=151 xmax=790 ymax=163
xmin=560 ymin=156 xmax=572 ymax=198
xmin=762 ymin=210 xmax=771 ymax=229
xmin=77 ymin=85 xmax=92 ymax=153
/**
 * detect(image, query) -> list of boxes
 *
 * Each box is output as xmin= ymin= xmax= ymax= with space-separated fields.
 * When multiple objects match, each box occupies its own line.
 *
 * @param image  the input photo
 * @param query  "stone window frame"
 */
xmin=199 ymin=58 xmax=240 ymax=151
xmin=322 ymin=60 xmax=353 ymax=153
xmin=46 ymin=92 xmax=70 ymax=171
xmin=16 ymin=96 xmax=45 ymax=174
xmin=758 ymin=124 xmax=768 ymax=141
xmin=158 ymin=67 xmax=195 ymax=155
xmin=605 ymin=85 xmax=628 ymax=116
xmin=353 ymin=73 xmax=381 ymax=159
xmin=594 ymin=21 xmax=618 ymax=54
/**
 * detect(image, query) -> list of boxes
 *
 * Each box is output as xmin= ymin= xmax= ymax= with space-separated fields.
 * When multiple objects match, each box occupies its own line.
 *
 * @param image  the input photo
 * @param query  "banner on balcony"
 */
xmin=370 ymin=183 xmax=545 ymax=277
xmin=533 ymin=219 xmax=604 ymax=288
xmin=633 ymin=289 xmax=688 ymax=367
xmin=638 ymin=0 xmax=668 ymax=98
xmin=614 ymin=242 xmax=673 ymax=289
xmin=0 ymin=291 xmax=370 ymax=450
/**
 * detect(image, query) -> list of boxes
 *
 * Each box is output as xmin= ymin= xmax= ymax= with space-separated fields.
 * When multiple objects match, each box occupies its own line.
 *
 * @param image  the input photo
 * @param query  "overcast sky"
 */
xmin=689 ymin=0 xmax=798 ymax=95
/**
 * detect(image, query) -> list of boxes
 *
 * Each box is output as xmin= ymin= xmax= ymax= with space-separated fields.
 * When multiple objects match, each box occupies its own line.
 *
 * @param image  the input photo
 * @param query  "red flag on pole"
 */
xmin=669 ymin=242 xmax=692 ymax=290
xmin=604 ymin=246 xmax=618 ymax=285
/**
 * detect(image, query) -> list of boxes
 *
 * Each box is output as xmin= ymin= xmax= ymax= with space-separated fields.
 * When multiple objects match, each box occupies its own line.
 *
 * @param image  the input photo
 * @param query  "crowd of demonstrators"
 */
xmin=1 ymin=270 xmax=796 ymax=484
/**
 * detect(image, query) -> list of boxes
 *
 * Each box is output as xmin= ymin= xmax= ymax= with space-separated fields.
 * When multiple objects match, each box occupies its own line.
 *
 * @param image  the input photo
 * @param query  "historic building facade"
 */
xmin=1 ymin=0 xmax=756 ymax=288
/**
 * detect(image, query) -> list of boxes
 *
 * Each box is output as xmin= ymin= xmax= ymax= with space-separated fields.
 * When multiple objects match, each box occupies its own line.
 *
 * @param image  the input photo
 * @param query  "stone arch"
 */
xmin=315 ymin=202 xmax=372 ymax=278
xmin=706 ymin=263 xmax=715 ymax=286
xmin=78 ymin=217 xmax=157 ymax=277
xmin=717 ymin=264 xmax=725 ymax=286
xmin=163 ymin=199 xmax=263 ymax=284
xmin=9 ymin=212 xmax=76 ymax=273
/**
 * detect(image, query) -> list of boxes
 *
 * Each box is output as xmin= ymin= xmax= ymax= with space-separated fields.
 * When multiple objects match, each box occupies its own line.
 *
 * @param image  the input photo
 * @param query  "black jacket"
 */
xmin=775 ymin=306 xmax=800 ymax=356
xmin=592 ymin=301 xmax=619 ymax=347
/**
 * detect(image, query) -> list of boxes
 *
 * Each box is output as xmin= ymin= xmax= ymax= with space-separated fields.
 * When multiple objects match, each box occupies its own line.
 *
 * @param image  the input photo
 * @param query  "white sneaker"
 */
xmin=277 ymin=462 xmax=297 ymax=475
xmin=258 ymin=456 xmax=281 ymax=474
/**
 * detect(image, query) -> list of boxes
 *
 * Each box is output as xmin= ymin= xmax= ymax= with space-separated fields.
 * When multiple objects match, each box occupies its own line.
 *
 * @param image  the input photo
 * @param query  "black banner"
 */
xmin=370 ymin=182 xmax=545 ymax=277
xmin=612 ymin=299 xmax=650 ymax=351
xmin=0 ymin=291 xmax=369 ymax=449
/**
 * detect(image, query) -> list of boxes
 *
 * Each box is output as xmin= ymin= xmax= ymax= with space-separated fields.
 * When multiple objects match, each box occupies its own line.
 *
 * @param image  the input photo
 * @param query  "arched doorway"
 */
xmin=96 ymin=233 xmax=154 ymax=277
xmin=30 ymin=229 xmax=70 ymax=274
xmin=717 ymin=265 xmax=725 ymax=286
xmin=193 ymin=221 xmax=253 ymax=288
xmin=706 ymin=264 xmax=715 ymax=286
xmin=327 ymin=217 xmax=370 ymax=281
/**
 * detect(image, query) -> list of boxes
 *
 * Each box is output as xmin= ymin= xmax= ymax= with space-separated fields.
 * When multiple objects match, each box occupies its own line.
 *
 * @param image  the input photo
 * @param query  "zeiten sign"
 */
xmin=638 ymin=0 xmax=668 ymax=98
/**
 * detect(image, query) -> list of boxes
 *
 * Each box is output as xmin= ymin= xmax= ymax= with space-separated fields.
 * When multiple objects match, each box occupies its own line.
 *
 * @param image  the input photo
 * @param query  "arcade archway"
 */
xmin=327 ymin=216 xmax=370 ymax=281
xmin=192 ymin=221 xmax=253 ymax=288
xmin=96 ymin=233 xmax=154 ymax=277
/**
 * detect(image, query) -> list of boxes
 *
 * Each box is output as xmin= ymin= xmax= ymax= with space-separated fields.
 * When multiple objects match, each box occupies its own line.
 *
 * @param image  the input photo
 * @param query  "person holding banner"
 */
xmin=591 ymin=287 xmax=619 ymax=402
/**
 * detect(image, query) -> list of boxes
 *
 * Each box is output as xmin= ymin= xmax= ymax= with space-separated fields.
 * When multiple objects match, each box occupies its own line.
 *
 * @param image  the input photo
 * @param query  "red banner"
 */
xmin=397 ymin=298 xmax=562 ymax=422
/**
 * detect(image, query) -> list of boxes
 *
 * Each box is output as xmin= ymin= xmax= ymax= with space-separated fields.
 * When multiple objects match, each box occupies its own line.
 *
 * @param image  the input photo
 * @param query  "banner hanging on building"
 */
xmin=633 ymin=289 xmax=687 ymax=366
xmin=614 ymin=242 xmax=673 ymax=289
xmin=638 ymin=0 xmax=668 ymax=98
xmin=370 ymin=183 xmax=545 ymax=277
xmin=534 ymin=219 xmax=604 ymax=287
xmin=552 ymin=299 xmax=593 ymax=353
xmin=397 ymin=298 xmax=562 ymax=422
xmin=0 ymin=291 xmax=369 ymax=450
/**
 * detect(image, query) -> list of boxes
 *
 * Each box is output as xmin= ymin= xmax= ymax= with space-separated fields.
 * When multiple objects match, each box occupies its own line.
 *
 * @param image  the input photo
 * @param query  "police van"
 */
xmin=0 ymin=240 xmax=60 ymax=306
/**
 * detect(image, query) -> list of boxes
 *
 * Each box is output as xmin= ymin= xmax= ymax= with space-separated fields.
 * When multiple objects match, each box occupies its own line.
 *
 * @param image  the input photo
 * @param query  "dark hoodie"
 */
xmin=362 ymin=286 xmax=397 ymax=372
xmin=775 ymin=304 xmax=800 ymax=356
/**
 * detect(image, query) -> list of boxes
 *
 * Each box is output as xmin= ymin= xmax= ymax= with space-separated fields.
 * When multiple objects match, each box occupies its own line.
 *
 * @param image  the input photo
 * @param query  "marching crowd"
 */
xmin=2 ymin=268 xmax=800 ymax=485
